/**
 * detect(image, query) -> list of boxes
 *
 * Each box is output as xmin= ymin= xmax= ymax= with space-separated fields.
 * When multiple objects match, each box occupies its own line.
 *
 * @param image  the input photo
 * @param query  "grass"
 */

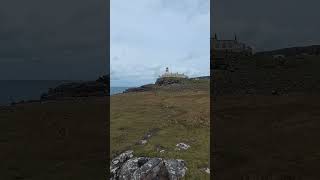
xmin=0 ymin=78 xmax=209 ymax=179
xmin=214 ymin=95 xmax=320 ymax=179
xmin=0 ymin=98 xmax=107 ymax=180
xmin=110 ymin=79 xmax=210 ymax=179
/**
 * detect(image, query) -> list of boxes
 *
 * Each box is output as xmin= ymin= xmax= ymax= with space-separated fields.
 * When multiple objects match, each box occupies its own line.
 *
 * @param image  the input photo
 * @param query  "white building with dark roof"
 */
xmin=159 ymin=67 xmax=188 ymax=78
xmin=211 ymin=33 xmax=253 ymax=55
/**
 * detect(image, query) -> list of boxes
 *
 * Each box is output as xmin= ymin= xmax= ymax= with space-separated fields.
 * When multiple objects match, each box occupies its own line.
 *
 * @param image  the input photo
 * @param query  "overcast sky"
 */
xmin=4 ymin=0 xmax=318 ymax=82
xmin=0 ymin=0 xmax=108 ymax=80
xmin=111 ymin=0 xmax=210 ymax=87
xmin=213 ymin=0 xmax=320 ymax=52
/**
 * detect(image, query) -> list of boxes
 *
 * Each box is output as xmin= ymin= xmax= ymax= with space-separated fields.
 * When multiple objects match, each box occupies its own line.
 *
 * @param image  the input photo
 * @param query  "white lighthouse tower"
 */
xmin=159 ymin=67 xmax=188 ymax=78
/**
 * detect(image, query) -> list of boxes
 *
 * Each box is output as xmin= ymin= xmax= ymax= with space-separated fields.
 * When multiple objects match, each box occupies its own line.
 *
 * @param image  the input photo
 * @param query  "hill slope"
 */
xmin=111 ymin=78 xmax=210 ymax=179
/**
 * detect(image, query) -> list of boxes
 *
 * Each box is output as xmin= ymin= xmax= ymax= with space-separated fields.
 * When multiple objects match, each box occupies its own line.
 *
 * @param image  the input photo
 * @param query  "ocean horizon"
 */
xmin=110 ymin=87 xmax=130 ymax=95
xmin=0 ymin=80 xmax=131 ymax=105
xmin=0 ymin=80 xmax=77 ymax=106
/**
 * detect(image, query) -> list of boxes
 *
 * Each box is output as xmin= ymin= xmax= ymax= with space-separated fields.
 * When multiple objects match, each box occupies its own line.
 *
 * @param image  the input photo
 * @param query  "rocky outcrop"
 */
xmin=40 ymin=75 xmax=109 ymax=100
xmin=110 ymin=150 xmax=187 ymax=180
xmin=123 ymin=84 xmax=155 ymax=93
xmin=122 ymin=76 xmax=208 ymax=94
xmin=155 ymin=77 xmax=186 ymax=86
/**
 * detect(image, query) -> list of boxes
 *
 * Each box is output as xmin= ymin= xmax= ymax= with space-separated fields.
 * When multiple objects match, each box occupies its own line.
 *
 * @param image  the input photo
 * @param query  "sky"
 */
xmin=0 ymin=0 xmax=108 ymax=80
xmin=111 ymin=0 xmax=210 ymax=87
xmin=213 ymin=0 xmax=320 ymax=52
xmin=2 ymin=0 xmax=318 ymax=82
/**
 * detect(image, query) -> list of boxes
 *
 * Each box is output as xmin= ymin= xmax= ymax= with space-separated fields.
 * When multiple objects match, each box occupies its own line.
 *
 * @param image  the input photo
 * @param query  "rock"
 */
xmin=200 ymin=167 xmax=210 ymax=174
xmin=110 ymin=150 xmax=134 ymax=179
xmin=118 ymin=157 xmax=149 ymax=180
xmin=164 ymin=159 xmax=188 ymax=180
xmin=155 ymin=144 xmax=166 ymax=153
xmin=205 ymin=168 xmax=210 ymax=174
xmin=143 ymin=128 xmax=160 ymax=140
xmin=136 ymin=128 xmax=161 ymax=146
xmin=110 ymin=151 xmax=187 ymax=180
xmin=176 ymin=143 xmax=190 ymax=150
xmin=132 ymin=158 xmax=168 ymax=179
xmin=138 ymin=139 xmax=148 ymax=145
xmin=155 ymin=77 xmax=185 ymax=86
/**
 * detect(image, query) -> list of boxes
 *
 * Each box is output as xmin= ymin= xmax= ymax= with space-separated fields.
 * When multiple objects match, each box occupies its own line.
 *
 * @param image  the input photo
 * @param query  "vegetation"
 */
xmin=0 ymin=98 xmax=107 ymax=179
xmin=111 ymin=79 xmax=210 ymax=179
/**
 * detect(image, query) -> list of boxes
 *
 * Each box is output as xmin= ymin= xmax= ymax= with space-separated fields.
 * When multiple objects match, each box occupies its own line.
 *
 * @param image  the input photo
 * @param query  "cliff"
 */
xmin=40 ymin=75 xmax=109 ymax=100
xmin=123 ymin=76 xmax=210 ymax=94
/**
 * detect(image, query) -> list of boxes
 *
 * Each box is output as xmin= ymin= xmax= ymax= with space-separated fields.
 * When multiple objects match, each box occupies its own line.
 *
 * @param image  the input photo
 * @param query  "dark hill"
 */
xmin=255 ymin=45 xmax=320 ymax=56
xmin=213 ymin=53 xmax=320 ymax=96
xmin=40 ymin=75 xmax=109 ymax=100
xmin=123 ymin=76 xmax=210 ymax=94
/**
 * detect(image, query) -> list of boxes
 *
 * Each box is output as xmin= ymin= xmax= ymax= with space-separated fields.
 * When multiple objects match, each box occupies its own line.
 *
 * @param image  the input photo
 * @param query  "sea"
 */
xmin=110 ymin=87 xmax=130 ymax=95
xmin=0 ymin=80 xmax=130 ymax=106
xmin=0 ymin=80 xmax=77 ymax=106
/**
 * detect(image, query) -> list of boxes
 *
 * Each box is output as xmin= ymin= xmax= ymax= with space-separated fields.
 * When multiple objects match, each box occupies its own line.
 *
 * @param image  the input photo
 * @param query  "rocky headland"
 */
xmin=123 ymin=76 xmax=210 ymax=94
xmin=40 ymin=75 xmax=109 ymax=101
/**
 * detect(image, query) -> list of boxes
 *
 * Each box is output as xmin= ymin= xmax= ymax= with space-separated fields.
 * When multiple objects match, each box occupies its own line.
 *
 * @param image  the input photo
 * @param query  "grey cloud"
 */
xmin=177 ymin=53 xmax=201 ymax=62
xmin=212 ymin=0 xmax=320 ymax=51
xmin=160 ymin=0 xmax=209 ymax=20
xmin=112 ymin=56 xmax=120 ymax=61
xmin=0 ymin=0 xmax=108 ymax=80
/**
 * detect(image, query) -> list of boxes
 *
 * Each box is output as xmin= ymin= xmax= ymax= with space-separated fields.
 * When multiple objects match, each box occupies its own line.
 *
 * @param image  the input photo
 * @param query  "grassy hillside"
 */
xmin=214 ymin=55 xmax=320 ymax=95
xmin=213 ymin=54 xmax=320 ymax=179
xmin=111 ymin=79 xmax=210 ymax=179
xmin=214 ymin=95 xmax=320 ymax=179
xmin=0 ymin=97 xmax=107 ymax=180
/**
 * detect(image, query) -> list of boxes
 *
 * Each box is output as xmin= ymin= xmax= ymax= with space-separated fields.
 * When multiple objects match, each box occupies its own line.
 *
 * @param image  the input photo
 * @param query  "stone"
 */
xmin=139 ymin=139 xmax=148 ymax=145
xmin=110 ymin=151 xmax=187 ymax=180
xmin=155 ymin=77 xmax=185 ymax=86
xmin=205 ymin=168 xmax=210 ymax=174
xmin=200 ymin=167 xmax=210 ymax=174
xmin=143 ymin=128 xmax=160 ymax=140
xmin=132 ymin=158 xmax=168 ymax=179
xmin=164 ymin=159 xmax=188 ymax=180
xmin=175 ymin=143 xmax=190 ymax=150
xmin=118 ymin=157 xmax=149 ymax=180
xmin=110 ymin=150 xmax=134 ymax=180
